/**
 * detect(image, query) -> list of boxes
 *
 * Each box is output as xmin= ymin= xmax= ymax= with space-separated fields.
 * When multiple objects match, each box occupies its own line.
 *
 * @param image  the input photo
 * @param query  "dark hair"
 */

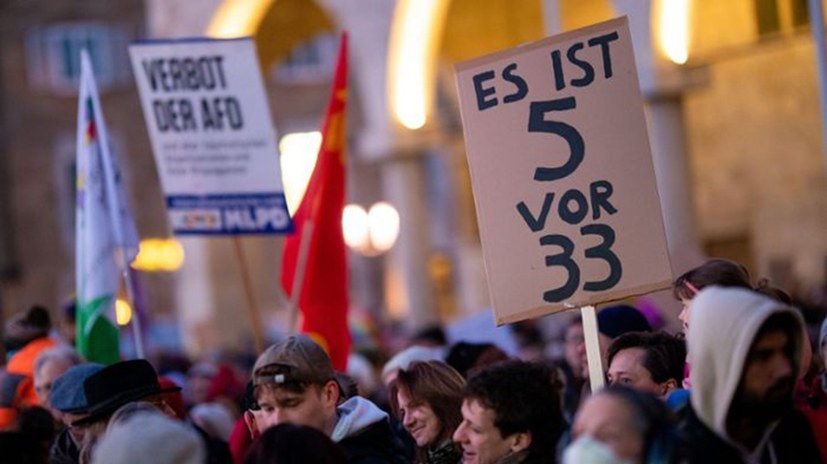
xmin=0 ymin=431 xmax=50 ymax=464
xmin=597 ymin=305 xmax=652 ymax=339
xmin=244 ymin=423 xmax=347 ymax=464
xmin=596 ymin=387 xmax=681 ymax=464
xmin=243 ymin=381 xmax=260 ymax=411
xmin=17 ymin=406 xmax=56 ymax=443
xmin=412 ymin=325 xmax=448 ymax=346
xmin=754 ymin=312 xmax=801 ymax=369
xmin=389 ymin=361 xmax=465 ymax=457
xmin=753 ymin=279 xmax=793 ymax=305
xmin=446 ymin=342 xmax=509 ymax=378
xmin=672 ymin=259 xmax=752 ymax=301
xmin=465 ymin=360 xmax=564 ymax=461
xmin=606 ymin=332 xmax=687 ymax=385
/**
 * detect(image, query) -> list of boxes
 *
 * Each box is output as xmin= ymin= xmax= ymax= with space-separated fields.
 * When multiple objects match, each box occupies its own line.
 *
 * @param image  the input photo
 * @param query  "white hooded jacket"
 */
xmin=331 ymin=396 xmax=389 ymax=442
xmin=687 ymin=286 xmax=803 ymax=443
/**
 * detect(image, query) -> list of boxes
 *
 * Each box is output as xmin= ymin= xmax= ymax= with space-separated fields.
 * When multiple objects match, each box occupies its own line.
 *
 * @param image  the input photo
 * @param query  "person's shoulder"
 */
xmin=339 ymin=418 xmax=411 ymax=464
xmin=771 ymin=408 xmax=822 ymax=463
xmin=678 ymin=407 xmax=741 ymax=463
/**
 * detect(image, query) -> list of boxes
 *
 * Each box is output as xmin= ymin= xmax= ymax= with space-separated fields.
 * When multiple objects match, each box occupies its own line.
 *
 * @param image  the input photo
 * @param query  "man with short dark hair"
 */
xmin=681 ymin=287 xmax=821 ymax=463
xmin=453 ymin=360 xmax=564 ymax=464
xmin=251 ymin=335 xmax=408 ymax=463
xmin=606 ymin=331 xmax=686 ymax=397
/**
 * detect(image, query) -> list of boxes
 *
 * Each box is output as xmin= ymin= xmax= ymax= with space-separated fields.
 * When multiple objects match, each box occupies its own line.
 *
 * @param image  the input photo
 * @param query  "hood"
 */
xmin=687 ymin=286 xmax=803 ymax=439
xmin=330 ymin=396 xmax=388 ymax=442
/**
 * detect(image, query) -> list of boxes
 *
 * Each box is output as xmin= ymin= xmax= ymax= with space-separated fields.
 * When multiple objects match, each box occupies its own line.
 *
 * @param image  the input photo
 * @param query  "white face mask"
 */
xmin=563 ymin=435 xmax=635 ymax=464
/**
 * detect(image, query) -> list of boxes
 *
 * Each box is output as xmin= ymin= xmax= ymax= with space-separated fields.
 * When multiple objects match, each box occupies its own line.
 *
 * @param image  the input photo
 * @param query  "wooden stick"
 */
xmin=581 ymin=305 xmax=605 ymax=392
xmin=232 ymin=237 xmax=264 ymax=354
xmin=287 ymin=221 xmax=314 ymax=335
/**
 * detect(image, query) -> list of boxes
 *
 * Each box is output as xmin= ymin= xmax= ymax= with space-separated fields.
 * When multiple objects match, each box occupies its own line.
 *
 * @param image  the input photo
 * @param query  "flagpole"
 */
xmin=232 ymin=237 xmax=264 ymax=354
xmin=810 ymin=0 xmax=827 ymax=177
xmin=116 ymin=250 xmax=145 ymax=359
xmin=287 ymin=220 xmax=314 ymax=335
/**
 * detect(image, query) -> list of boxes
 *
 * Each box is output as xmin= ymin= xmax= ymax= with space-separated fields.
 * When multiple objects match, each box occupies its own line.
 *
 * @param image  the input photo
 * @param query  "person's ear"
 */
xmin=322 ymin=380 xmax=340 ymax=407
xmin=243 ymin=411 xmax=260 ymax=440
xmin=661 ymin=379 xmax=678 ymax=396
xmin=510 ymin=431 xmax=532 ymax=454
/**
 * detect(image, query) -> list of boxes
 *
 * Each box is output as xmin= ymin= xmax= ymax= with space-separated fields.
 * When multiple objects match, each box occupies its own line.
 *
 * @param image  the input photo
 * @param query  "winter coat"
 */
xmin=333 ymin=396 xmax=411 ymax=464
xmin=681 ymin=287 xmax=820 ymax=463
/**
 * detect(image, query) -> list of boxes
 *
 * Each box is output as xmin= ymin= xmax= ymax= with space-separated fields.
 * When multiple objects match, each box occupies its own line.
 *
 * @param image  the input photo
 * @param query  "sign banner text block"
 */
xmin=130 ymin=38 xmax=291 ymax=235
xmin=455 ymin=17 xmax=672 ymax=324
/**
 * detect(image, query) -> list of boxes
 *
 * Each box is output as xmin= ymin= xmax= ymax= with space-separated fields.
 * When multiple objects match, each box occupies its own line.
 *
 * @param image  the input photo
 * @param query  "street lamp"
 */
xmin=342 ymin=202 xmax=400 ymax=256
xmin=131 ymin=238 xmax=185 ymax=272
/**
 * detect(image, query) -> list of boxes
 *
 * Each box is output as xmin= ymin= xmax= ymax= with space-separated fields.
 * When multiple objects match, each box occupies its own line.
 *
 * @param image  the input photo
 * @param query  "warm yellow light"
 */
xmin=206 ymin=0 xmax=275 ymax=38
xmin=342 ymin=204 xmax=370 ymax=250
xmin=116 ymin=298 xmax=132 ymax=326
xmin=132 ymin=239 xmax=185 ymax=272
xmin=655 ymin=0 xmax=691 ymax=65
xmin=388 ymin=0 xmax=450 ymax=130
xmin=279 ymin=131 xmax=322 ymax=214
xmin=367 ymin=202 xmax=400 ymax=252
xmin=342 ymin=202 xmax=400 ymax=255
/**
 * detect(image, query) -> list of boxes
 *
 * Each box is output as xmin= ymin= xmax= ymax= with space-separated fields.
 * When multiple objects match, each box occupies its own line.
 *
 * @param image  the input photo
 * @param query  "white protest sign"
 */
xmin=129 ymin=38 xmax=291 ymax=235
xmin=455 ymin=17 xmax=672 ymax=325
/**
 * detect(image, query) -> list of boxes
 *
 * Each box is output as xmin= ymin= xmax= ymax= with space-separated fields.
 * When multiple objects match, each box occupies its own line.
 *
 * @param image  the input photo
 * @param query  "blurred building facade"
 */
xmin=0 ymin=0 xmax=825 ymax=355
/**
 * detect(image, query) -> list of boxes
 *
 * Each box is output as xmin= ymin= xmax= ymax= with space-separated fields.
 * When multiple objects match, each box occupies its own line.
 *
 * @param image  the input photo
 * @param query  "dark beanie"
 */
xmin=4 ymin=305 xmax=52 ymax=349
xmin=446 ymin=342 xmax=509 ymax=378
xmin=597 ymin=305 xmax=651 ymax=339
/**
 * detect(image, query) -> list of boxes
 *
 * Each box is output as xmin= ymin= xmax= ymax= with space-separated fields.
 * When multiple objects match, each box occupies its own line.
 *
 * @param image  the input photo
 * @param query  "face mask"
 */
xmin=563 ymin=435 xmax=635 ymax=464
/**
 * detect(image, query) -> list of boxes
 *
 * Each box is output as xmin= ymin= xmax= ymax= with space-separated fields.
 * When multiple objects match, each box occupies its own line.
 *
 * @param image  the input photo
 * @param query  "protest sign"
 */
xmin=129 ymin=38 xmax=291 ymax=235
xmin=455 ymin=17 xmax=672 ymax=324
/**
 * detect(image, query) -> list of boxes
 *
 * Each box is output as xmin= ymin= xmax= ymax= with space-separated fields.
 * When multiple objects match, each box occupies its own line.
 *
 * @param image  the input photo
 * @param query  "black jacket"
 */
xmin=48 ymin=428 xmax=79 ymax=464
xmin=680 ymin=406 xmax=822 ymax=463
xmin=339 ymin=417 xmax=411 ymax=464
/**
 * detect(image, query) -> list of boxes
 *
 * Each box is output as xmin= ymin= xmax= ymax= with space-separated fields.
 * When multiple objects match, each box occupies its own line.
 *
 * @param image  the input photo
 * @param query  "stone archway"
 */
xmin=208 ymin=0 xmax=334 ymax=69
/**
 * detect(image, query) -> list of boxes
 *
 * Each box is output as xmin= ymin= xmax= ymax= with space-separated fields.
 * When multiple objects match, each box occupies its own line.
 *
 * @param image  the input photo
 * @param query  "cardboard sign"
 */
xmin=129 ymin=38 xmax=291 ymax=235
xmin=455 ymin=17 xmax=672 ymax=324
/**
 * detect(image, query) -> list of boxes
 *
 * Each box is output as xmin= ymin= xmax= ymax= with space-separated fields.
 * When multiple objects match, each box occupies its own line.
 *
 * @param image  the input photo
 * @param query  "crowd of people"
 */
xmin=1 ymin=258 xmax=826 ymax=463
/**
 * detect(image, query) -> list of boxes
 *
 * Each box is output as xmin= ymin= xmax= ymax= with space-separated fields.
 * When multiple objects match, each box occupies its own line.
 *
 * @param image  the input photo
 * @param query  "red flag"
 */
xmin=281 ymin=33 xmax=350 ymax=371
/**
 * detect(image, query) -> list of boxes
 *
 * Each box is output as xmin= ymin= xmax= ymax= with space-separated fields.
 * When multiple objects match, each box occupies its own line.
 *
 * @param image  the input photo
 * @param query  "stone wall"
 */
xmin=0 ymin=0 xmax=176 ymax=327
xmin=685 ymin=33 xmax=827 ymax=288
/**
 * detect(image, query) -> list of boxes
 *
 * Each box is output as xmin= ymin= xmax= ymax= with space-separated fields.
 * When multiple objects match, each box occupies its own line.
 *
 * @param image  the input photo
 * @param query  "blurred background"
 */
xmin=0 ymin=0 xmax=825 ymax=357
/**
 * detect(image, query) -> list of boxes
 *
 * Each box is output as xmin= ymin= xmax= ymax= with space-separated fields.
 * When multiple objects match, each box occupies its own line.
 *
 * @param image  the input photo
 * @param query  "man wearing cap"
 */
xmin=48 ymin=363 xmax=104 ymax=464
xmin=680 ymin=287 xmax=821 ymax=463
xmin=251 ymin=335 xmax=408 ymax=463
xmin=69 ymin=359 xmax=179 ymax=430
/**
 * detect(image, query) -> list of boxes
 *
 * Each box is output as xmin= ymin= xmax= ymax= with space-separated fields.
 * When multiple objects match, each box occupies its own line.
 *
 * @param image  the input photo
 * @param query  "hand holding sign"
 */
xmin=455 ymin=17 xmax=671 ymax=325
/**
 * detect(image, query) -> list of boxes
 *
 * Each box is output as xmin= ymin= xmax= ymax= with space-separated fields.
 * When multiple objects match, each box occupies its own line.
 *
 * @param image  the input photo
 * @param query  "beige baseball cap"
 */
xmin=252 ymin=335 xmax=336 ymax=388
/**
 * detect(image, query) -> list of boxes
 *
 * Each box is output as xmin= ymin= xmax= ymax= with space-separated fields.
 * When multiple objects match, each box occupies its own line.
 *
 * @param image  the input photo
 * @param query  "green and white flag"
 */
xmin=75 ymin=50 xmax=139 ymax=364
